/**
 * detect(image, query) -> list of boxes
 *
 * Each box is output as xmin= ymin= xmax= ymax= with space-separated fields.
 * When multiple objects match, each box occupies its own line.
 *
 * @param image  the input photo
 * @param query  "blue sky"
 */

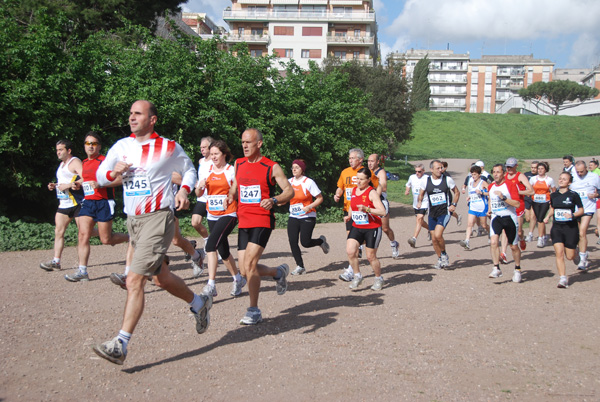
xmin=183 ymin=0 xmax=600 ymax=69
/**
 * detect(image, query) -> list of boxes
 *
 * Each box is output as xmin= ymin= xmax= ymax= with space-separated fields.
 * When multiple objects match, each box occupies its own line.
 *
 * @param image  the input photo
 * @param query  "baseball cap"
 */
xmin=505 ymin=157 xmax=518 ymax=167
xmin=475 ymin=160 xmax=484 ymax=167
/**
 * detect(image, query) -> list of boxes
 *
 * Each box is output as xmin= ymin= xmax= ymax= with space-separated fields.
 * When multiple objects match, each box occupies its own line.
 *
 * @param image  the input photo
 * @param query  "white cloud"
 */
xmin=568 ymin=33 xmax=600 ymax=68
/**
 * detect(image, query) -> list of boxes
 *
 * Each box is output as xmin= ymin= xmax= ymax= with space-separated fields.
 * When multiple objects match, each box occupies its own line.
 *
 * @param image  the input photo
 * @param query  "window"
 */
xmin=250 ymin=49 xmax=263 ymax=57
xmin=302 ymin=27 xmax=322 ymax=36
xmin=273 ymin=48 xmax=293 ymax=58
xmin=251 ymin=28 xmax=263 ymax=36
xmin=274 ymin=5 xmax=297 ymax=12
xmin=238 ymin=27 xmax=245 ymax=36
xmin=247 ymin=6 xmax=267 ymax=14
xmin=301 ymin=49 xmax=321 ymax=58
xmin=485 ymin=72 xmax=492 ymax=84
xmin=354 ymin=29 xmax=361 ymax=37
xmin=274 ymin=26 xmax=294 ymax=36
xmin=353 ymin=51 xmax=360 ymax=60
xmin=302 ymin=49 xmax=310 ymax=58
xmin=302 ymin=5 xmax=326 ymax=13
xmin=334 ymin=30 xmax=347 ymax=37
xmin=333 ymin=7 xmax=352 ymax=14
xmin=285 ymin=49 xmax=293 ymax=58
xmin=334 ymin=51 xmax=347 ymax=59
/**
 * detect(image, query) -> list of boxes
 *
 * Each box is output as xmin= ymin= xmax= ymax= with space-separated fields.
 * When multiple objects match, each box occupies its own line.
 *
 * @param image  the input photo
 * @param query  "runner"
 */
xmin=92 ymin=100 xmax=211 ymax=365
xmin=344 ymin=167 xmax=387 ymax=290
xmin=441 ymin=161 xmax=462 ymax=226
xmin=416 ymin=160 xmax=460 ymax=269
xmin=191 ymin=136 xmax=213 ymax=252
xmin=487 ymin=164 xmax=523 ymax=283
xmin=459 ymin=164 xmax=489 ymax=251
xmin=502 ymin=157 xmax=534 ymax=258
xmin=334 ymin=148 xmax=379 ymax=281
xmin=64 ymin=132 xmax=130 ymax=282
xmin=285 ymin=158 xmax=329 ymax=276
xmin=523 ymin=161 xmax=539 ymax=243
xmin=563 ymin=155 xmax=575 ymax=176
xmin=570 ymin=160 xmax=600 ymax=270
xmin=226 ymin=128 xmax=294 ymax=325
xmin=544 ymin=172 xmax=584 ymax=288
xmin=405 ymin=163 xmax=430 ymax=247
xmin=367 ymin=154 xmax=400 ymax=259
xmin=529 ymin=161 xmax=555 ymax=248
xmin=40 ymin=140 xmax=84 ymax=271
xmin=588 ymin=159 xmax=600 ymax=243
xmin=196 ymin=140 xmax=246 ymax=298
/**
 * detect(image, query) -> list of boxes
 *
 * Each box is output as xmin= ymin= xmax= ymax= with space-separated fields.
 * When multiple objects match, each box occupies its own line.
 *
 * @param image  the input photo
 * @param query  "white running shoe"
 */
xmin=407 ymin=237 xmax=417 ymax=248
xmin=525 ymin=233 xmax=533 ymax=242
xmin=349 ymin=275 xmax=363 ymax=290
xmin=433 ymin=259 xmax=443 ymax=270
xmin=339 ymin=269 xmax=354 ymax=282
xmin=557 ymin=276 xmax=569 ymax=288
xmin=489 ymin=267 xmax=502 ymax=278
xmin=391 ymin=241 xmax=400 ymax=259
xmin=537 ymin=237 xmax=544 ymax=248
xmin=457 ymin=214 xmax=462 ymax=226
xmin=440 ymin=253 xmax=450 ymax=268
xmin=291 ymin=265 xmax=306 ymax=275
xmin=512 ymin=270 xmax=522 ymax=283
xmin=459 ymin=239 xmax=470 ymax=250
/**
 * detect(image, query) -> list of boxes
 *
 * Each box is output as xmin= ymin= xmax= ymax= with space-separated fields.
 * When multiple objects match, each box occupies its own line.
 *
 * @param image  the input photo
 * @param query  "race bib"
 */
xmin=56 ymin=188 xmax=68 ymax=200
xmin=413 ymin=187 xmax=421 ymax=196
xmin=469 ymin=191 xmax=482 ymax=203
xmin=207 ymin=194 xmax=227 ymax=212
xmin=240 ymin=185 xmax=261 ymax=204
xmin=345 ymin=188 xmax=353 ymax=201
xmin=83 ymin=181 xmax=95 ymax=196
xmin=577 ymin=191 xmax=588 ymax=201
xmin=533 ymin=194 xmax=547 ymax=203
xmin=554 ymin=208 xmax=572 ymax=222
xmin=429 ymin=192 xmax=446 ymax=206
xmin=290 ymin=203 xmax=306 ymax=216
xmin=123 ymin=171 xmax=151 ymax=197
xmin=491 ymin=199 xmax=507 ymax=213
xmin=351 ymin=211 xmax=369 ymax=225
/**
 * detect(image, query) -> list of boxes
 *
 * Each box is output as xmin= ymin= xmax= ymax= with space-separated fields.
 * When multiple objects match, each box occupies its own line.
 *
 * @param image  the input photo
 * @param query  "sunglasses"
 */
xmin=85 ymin=141 xmax=99 ymax=146
xmin=415 ymin=170 xmax=424 ymax=173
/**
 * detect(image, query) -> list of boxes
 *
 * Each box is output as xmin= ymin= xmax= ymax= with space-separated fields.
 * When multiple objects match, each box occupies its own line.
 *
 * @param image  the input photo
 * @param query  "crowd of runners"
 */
xmin=39 ymin=100 xmax=600 ymax=365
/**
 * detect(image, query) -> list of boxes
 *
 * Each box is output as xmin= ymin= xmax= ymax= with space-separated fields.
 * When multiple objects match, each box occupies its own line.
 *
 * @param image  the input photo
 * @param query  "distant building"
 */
xmin=581 ymin=66 xmax=600 ymax=99
xmin=553 ymin=68 xmax=592 ymax=83
xmin=390 ymin=49 xmax=470 ymax=112
xmin=222 ymin=0 xmax=378 ymax=70
xmin=182 ymin=12 xmax=219 ymax=35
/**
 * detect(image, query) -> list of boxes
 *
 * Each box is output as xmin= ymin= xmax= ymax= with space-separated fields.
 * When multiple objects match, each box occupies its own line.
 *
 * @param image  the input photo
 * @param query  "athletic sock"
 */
xmin=207 ymin=279 xmax=215 ymax=287
xmin=355 ymin=272 xmax=363 ymax=279
xmin=441 ymin=251 xmax=448 ymax=256
xmin=580 ymin=251 xmax=587 ymax=262
xmin=124 ymin=266 xmax=130 ymax=275
xmin=515 ymin=265 xmax=521 ymax=271
xmin=78 ymin=265 xmax=87 ymax=274
xmin=202 ymin=237 xmax=208 ymax=248
xmin=117 ymin=330 xmax=131 ymax=354
xmin=53 ymin=258 xmax=60 ymax=264
xmin=234 ymin=273 xmax=242 ymax=282
xmin=189 ymin=293 xmax=205 ymax=313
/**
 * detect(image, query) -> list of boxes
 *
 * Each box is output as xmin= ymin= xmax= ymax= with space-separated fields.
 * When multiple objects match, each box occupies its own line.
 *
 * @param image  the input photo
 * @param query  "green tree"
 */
xmin=519 ymin=80 xmax=600 ymax=115
xmin=410 ymin=56 xmax=430 ymax=111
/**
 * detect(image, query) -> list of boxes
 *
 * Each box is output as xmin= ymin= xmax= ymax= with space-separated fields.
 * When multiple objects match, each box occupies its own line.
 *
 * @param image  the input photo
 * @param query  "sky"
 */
xmin=183 ymin=0 xmax=600 ymax=69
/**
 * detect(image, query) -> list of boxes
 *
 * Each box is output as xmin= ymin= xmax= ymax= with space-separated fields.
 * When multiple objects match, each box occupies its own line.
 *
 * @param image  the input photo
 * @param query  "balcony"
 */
xmin=223 ymin=10 xmax=376 ymax=23
xmin=326 ymin=34 xmax=375 ymax=45
xmin=223 ymin=33 xmax=270 ymax=45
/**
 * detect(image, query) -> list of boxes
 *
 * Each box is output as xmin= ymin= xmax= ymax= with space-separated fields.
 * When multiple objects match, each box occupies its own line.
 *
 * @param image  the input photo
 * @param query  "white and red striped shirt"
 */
xmin=97 ymin=132 xmax=197 ymax=216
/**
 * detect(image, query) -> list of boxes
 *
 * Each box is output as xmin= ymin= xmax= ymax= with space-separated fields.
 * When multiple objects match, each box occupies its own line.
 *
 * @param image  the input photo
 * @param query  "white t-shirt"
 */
xmin=406 ymin=174 xmax=429 ymax=208
xmin=196 ymin=157 xmax=214 ymax=203
xmin=571 ymin=172 xmax=600 ymax=213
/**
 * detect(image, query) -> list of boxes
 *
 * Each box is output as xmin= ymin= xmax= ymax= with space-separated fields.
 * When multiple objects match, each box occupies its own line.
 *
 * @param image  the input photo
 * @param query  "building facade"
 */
xmin=222 ymin=0 xmax=377 ymax=70
xmin=581 ymin=66 xmax=600 ymax=99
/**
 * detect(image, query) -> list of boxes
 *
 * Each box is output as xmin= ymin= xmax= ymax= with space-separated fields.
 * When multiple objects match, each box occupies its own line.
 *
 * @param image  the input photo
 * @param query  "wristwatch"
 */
xmin=451 ymin=203 xmax=457 ymax=206
xmin=271 ymin=197 xmax=277 ymax=205
xmin=501 ymin=195 xmax=507 ymax=201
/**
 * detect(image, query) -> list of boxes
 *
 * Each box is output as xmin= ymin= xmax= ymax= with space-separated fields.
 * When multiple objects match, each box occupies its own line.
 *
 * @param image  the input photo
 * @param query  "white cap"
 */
xmin=475 ymin=160 xmax=484 ymax=167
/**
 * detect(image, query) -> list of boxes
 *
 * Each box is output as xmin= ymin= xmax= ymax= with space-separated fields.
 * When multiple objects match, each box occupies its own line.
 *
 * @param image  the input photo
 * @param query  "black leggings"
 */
xmin=287 ymin=217 xmax=323 ymax=268
xmin=206 ymin=216 xmax=237 ymax=260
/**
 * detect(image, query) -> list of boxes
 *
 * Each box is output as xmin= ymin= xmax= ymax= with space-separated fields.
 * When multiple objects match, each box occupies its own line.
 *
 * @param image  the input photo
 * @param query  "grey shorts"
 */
xmin=127 ymin=208 xmax=175 ymax=277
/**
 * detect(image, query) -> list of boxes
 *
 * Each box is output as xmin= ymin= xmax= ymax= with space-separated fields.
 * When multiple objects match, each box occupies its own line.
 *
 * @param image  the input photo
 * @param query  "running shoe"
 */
xmin=240 ymin=307 xmax=262 ymax=325
xmin=407 ymin=237 xmax=417 ymax=248
xmin=191 ymin=249 xmax=205 ymax=278
xmin=349 ymin=275 xmax=363 ymax=289
xmin=275 ymin=264 xmax=289 ymax=295
xmin=371 ymin=277 xmax=384 ymax=291
xmin=339 ymin=269 xmax=354 ymax=282
xmin=93 ymin=337 xmax=126 ymax=365
xmin=433 ymin=258 xmax=443 ymax=270
xmin=478 ymin=227 xmax=488 ymax=237
xmin=557 ymin=277 xmax=569 ymax=289
xmin=391 ymin=241 xmax=400 ymax=259
xmin=512 ymin=270 xmax=522 ymax=283
xmin=489 ymin=267 xmax=502 ymax=278
xmin=577 ymin=259 xmax=589 ymax=271
xmin=64 ymin=269 xmax=89 ymax=282
xmin=459 ymin=239 xmax=470 ymax=250
xmin=525 ymin=233 xmax=533 ymax=243
xmin=457 ymin=214 xmax=463 ymax=226
xmin=110 ymin=273 xmax=127 ymax=289
xmin=545 ymin=237 xmax=553 ymax=247
xmin=440 ymin=253 xmax=450 ymax=267
xmin=573 ymin=252 xmax=581 ymax=266
xmin=40 ymin=260 xmax=61 ymax=271
xmin=537 ymin=237 xmax=544 ymax=248
xmin=358 ymin=245 xmax=363 ymax=259
xmin=319 ymin=235 xmax=330 ymax=254
xmin=427 ymin=232 xmax=432 ymax=241
xmin=499 ymin=253 xmax=508 ymax=264
xmin=519 ymin=238 xmax=527 ymax=251
xmin=291 ymin=266 xmax=306 ymax=275
xmin=202 ymin=284 xmax=218 ymax=297
xmin=230 ymin=277 xmax=247 ymax=297
xmin=192 ymin=294 xmax=213 ymax=334
xmin=184 ymin=240 xmax=197 ymax=261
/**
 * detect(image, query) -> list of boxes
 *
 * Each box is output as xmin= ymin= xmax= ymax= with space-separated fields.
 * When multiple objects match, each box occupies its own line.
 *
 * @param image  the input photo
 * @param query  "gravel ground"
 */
xmin=1 ymin=158 xmax=599 ymax=401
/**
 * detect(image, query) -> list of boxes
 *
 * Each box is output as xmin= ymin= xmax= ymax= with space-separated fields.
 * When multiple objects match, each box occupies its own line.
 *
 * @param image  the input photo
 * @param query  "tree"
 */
xmin=519 ymin=80 xmax=600 ymax=115
xmin=410 ymin=56 xmax=430 ymax=111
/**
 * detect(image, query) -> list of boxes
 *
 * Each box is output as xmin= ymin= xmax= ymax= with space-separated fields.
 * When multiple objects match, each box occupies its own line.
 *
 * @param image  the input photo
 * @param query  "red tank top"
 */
xmin=506 ymin=172 xmax=525 ymax=213
xmin=236 ymin=156 xmax=277 ymax=229
xmin=82 ymin=155 xmax=114 ymax=200
xmin=350 ymin=186 xmax=381 ymax=229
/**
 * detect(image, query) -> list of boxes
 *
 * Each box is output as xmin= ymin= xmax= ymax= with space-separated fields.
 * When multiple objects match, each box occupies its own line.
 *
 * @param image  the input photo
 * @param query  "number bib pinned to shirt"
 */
xmin=83 ymin=181 xmax=95 ymax=196
xmin=240 ymin=185 xmax=261 ymax=204
xmin=123 ymin=170 xmax=151 ymax=197
xmin=577 ymin=190 xmax=588 ymax=201
xmin=290 ymin=203 xmax=306 ymax=216
xmin=533 ymin=194 xmax=547 ymax=203
xmin=429 ymin=192 xmax=446 ymax=206
xmin=207 ymin=194 xmax=227 ymax=211
xmin=491 ymin=199 xmax=507 ymax=213
xmin=56 ymin=188 xmax=68 ymax=200
xmin=469 ymin=191 xmax=482 ymax=203
xmin=554 ymin=208 xmax=572 ymax=222
xmin=345 ymin=188 xmax=353 ymax=201
xmin=351 ymin=211 xmax=369 ymax=225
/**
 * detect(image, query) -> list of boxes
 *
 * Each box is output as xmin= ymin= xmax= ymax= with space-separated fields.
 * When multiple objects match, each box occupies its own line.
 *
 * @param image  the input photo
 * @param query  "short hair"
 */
xmin=563 ymin=155 xmax=574 ymax=163
xmin=208 ymin=139 xmax=233 ymax=163
xmin=200 ymin=136 xmax=214 ymax=145
xmin=147 ymin=101 xmax=158 ymax=118
xmin=349 ymin=148 xmax=364 ymax=160
xmin=84 ymin=131 xmax=102 ymax=145
xmin=244 ymin=128 xmax=263 ymax=141
xmin=537 ymin=161 xmax=549 ymax=172
xmin=590 ymin=159 xmax=599 ymax=167
xmin=493 ymin=163 xmax=506 ymax=173
xmin=441 ymin=161 xmax=448 ymax=169
xmin=470 ymin=165 xmax=482 ymax=174
xmin=414 ymin=163 xmax=424 ymax=169
xmin=430 ymin=159 xmax=442 ymax=169
xmin=531 ymin=160 xmax=539 ymax=165
xmin=56 ymin=139 xmax=74 ymax=152
xmin=575 ymin=160 xmax=587 ymax=169
xmin=559 ymin=171 xmax=573 ymax=183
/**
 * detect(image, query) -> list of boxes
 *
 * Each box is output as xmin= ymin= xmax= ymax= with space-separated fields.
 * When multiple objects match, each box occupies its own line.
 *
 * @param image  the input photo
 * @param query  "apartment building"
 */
xmin=182 ymin=12 xmax=220 ymax=35
xmin=467 ymin=55 xmax=554 ymax=113
xmin=390 ymin=49 xmax=469 ymax=112
xmin=222 ymin=0 xmax=377 ymax=70
xmin=581 ymin=66 xmax=600 ymax=99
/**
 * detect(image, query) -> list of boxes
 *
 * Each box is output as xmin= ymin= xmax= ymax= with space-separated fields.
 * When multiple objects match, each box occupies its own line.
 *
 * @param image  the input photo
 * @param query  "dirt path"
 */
xmin=1 ymin=158 xmax=599 ymax=401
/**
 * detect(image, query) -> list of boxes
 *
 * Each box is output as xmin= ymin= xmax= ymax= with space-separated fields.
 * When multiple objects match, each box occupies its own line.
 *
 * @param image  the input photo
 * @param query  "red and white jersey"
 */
xmin=288 ymin=176 xmax=321 ymax=219
xmin=97 ymin=132 xmax=196 ymax=216
xmin=488 ymin=179 xmax=520 ymax=218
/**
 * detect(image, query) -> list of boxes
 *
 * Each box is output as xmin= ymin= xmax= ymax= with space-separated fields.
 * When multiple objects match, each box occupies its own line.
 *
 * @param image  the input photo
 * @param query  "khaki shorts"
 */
xmin=127 ymin=208 xmax=175 ymax=277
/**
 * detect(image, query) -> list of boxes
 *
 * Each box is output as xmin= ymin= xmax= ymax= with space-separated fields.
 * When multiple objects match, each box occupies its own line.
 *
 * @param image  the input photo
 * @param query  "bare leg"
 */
xmin=490 ymin=235 xmax=500 ymax=265
xmin=53 ymin=213 xmax=73 ymax=260
xmin=238 ymin=243 xmax=278 ymax=308
xmin=191 ymin=214 xmax=209 ymax=239
xmin=431 ymin=226 xmax=446 ymax=257
xmin=77 ymin=215 xmax=96 ymax=266
xmin=346 ymin=239 xmax=360 ymax=275
xmin=365 ymin=247 xmax=381 ymax=276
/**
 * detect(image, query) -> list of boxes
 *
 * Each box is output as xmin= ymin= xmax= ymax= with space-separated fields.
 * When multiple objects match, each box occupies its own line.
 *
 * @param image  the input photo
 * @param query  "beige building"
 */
xmin=467 ymin=55 xmax=554 ymax=113
xmin=581 ymin=66 xmax=600 ymax=99
xmin=222 ymin=0 xmax=378 ymax=70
